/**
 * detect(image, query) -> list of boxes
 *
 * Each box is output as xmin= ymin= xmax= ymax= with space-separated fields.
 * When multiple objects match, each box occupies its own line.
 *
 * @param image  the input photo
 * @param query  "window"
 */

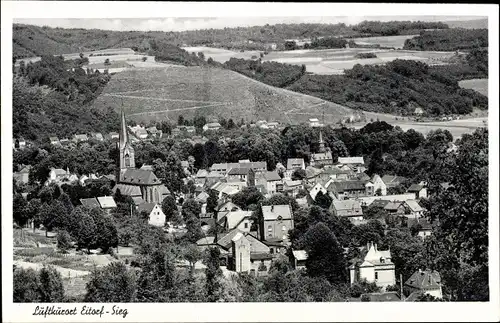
xmin=375 ymin=272 xmax=378 ymax=280
xmin=244 ymin=223 xmax=248 ymax=229
xmin=282 ymin=225 xmax=287 ymax=231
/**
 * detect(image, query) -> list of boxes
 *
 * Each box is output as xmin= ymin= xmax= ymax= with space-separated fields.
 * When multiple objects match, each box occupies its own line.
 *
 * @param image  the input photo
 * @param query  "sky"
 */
xmin=15 ymin=16 xmax=484 ymax=32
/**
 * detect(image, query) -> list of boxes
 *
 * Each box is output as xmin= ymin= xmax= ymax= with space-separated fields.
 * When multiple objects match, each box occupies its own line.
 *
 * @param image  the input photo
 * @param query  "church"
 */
xmin=113 ymin=108 xmax=170 ymax=204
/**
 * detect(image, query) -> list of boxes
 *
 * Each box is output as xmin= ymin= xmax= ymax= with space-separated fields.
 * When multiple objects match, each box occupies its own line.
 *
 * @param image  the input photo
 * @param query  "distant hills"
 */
xmin=444 ymin=18 xmax=488 ymax=29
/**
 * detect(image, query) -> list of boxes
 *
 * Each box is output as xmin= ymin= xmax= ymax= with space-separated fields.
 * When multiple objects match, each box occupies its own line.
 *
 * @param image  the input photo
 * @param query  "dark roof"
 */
xmin=250 ymin=253 xmax=274 ymax=261
xmin=228 ymin=167 xmax=253 ymax=176
xmin=405 ymin=270 xmax=442 ymax=290
xmin=137 ymin=202 xmax=157 ymax=214
xmin=330 ymin=180 xmax=368 ymax=192
xmin=370 ymin=199 xmax=391 ymax=208
xmin=264 ymin=171 xmax=282 ymax=181
xmin=361 ymin=292 xmax=401 ymax=302
xmin=121 ymin=169 xmax=161 ymax=185
xmin=407 ymin=184 xmax=424 ymax=192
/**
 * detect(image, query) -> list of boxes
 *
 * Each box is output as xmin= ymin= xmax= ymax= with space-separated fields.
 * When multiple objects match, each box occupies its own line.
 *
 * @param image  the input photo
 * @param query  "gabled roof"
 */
xmin=196 ymin=191 xmax=210 ymax=203
xmin=264 ymin=171 xmax=281 ymax=182
xmin=207 ymin=171 xmax=224 ymax=178
xmin=407 ymin=184 xmax=424 ymax=192
xmin=311 ymin=151 xmax=333 ymax=161
xmin=370 ymin=199 xmax=391 ymax=208
xmin=261 ymin=204 xmax=292 ymax=221
xmin=404 ymin=200 xmax=423 ymax=212
xmin=217 ymin=201 xmax=241 ymax=212
xmin=283 ymin=180 xmax=302 ymax=188
xmin=217 ymin=229 xmax=244 ymax=250
xmin=338 ymin=157 xmax=364 ymax=165
xmin=362 ymin=292 xmax=401 ymax=302
xmin=80 ymin=197 xmax=100 ymax=208
xmin=331 ymin=200 xmax=362 ymax=212
xmin=137 ymin=202 xmax=158 ymax=214
xmin=305 ymin=166 xmax=322 ymax=179
xmin=121 ymin=169 xmax=161 ymax=185
xmin=74 ymin=134 xmax=88 ymax=140
xmin=228 ymin=167 xmax=253 ymax=176
xmin=292 ymin=250 xmax=308 ymax=261
xmin=384 ymin=201 xmax=404 ymax=211
xmin=405 ymin=270 xmax=442 ymax=290
xmin=113 ymin=183 xmax=142 ymax=196
xmin=97 ymin=196 xmax=117 ymax=209
xmin=330 ymin=180 xmax=368 ymax=192
xmin=381 ymin=175 xmax=407 ymax=185
xmin=196 ymin=169 xmax=209 ymax=178
xmin=220 ymin=210 xmax=252 ymax=229
xmin=287 ymin=158 xmax=305 ymax=169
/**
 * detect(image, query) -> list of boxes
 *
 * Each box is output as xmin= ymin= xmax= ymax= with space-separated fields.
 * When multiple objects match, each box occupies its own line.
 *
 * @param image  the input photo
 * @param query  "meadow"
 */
xmin=92 ymin=65 xmax=354 ymax=124
xmin=458 ymin=78 xmax=488 ymax=97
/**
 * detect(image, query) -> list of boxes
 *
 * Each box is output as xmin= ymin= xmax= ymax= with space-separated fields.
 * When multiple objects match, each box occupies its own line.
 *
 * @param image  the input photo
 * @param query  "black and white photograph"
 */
xmin=2 ymin=2 xmax=499 ymax=322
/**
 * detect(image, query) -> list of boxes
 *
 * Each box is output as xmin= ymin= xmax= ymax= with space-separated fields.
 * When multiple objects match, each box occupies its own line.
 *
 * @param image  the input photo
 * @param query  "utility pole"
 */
xmin=400 ymin=273 xmax=404 ymax=301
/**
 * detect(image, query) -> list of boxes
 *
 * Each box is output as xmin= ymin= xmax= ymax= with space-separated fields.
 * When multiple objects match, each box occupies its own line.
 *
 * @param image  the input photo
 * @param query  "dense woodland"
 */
xmin=403 ymin=28 xmax=488 ymax=51
xmin=352 ymin=20 xmax=449 ymax=36
xmin=13 ymin=126 xmax=489 ymax=302
xmin=13 ymin=56 xmax=119 ymax=141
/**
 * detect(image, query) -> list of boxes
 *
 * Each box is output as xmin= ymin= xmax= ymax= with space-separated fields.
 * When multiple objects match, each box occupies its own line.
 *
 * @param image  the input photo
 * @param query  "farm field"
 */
xmin=351 ymin=34 xmax=418 ymax=49
xmin=92 ymin=65 xmax=355 ymax=124
xmin=182 ymin=46 xmax=262 ymax=63
xmin=263 ymin=48 xmax=458 ymax=75
xmin=459 ymin=78 xmax=488 ymax=97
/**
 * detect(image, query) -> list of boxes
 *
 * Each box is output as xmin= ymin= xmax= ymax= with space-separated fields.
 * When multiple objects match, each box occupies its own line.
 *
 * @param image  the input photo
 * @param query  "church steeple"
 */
xmin=119 ymin=105 xmax=129 ymax=148
xmin=118 ymin=106 xmax=135 ymax=181
xmin=318 ymin=130 xmax=326 ymax=153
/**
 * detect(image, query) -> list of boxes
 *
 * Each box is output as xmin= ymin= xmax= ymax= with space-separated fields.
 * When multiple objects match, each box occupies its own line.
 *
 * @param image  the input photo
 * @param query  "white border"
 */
xmin=2 ymin=2 xmax=499 ymax=323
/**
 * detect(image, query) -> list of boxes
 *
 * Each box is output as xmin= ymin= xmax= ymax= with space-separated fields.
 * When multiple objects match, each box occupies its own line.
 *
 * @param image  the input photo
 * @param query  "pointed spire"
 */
xmin=318 ymin=130 xmax=326 ymax=153
xmin=119 ymin=105 xmax=128 ymax=148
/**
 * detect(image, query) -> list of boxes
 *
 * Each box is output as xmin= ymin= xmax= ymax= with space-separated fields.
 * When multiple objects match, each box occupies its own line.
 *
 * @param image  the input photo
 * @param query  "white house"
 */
xmin=308 ymin=182 xmax=328 ymax=201
xmin=407 ymin=182 xmax=428 ymax=199
xmin=370 ymin=174 xmax=387 ymax=196
xmin=203 ymin=122 xmax=221 ymax=132
xmin=309 ymin=118 xmax=322 ymax=127
xmin=337 ymin=157 xmax=366 ymax=173
xmin=405 ymin=270 xmax=443 ymax=299
xmin=137 ymin=203 xmax=166 ymax=227
xmin=349 ymin=242 xmax=396 ymax=289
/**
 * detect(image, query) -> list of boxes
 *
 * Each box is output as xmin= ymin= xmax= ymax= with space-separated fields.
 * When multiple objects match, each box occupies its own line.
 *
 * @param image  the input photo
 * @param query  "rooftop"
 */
xmin=261 ymin=204 xmax=292 ymax=221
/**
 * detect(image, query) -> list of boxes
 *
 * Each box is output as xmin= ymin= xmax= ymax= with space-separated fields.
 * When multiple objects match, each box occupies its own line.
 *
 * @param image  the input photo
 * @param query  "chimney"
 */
xmin=374 ymin=243 xmax=377 ymax=252
xmin=271 ymin=205 xmax=274 ymax=212
xmin=367 ymin=242 xmax=370 ymax=250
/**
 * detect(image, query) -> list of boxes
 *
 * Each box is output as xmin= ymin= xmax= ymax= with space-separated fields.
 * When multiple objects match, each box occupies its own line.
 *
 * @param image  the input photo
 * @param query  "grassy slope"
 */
xmin=91 ymin=66 xmax=355 ymax=125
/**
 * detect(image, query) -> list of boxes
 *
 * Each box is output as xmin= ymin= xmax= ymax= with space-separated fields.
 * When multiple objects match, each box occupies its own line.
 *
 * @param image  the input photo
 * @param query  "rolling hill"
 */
xmin=444 ymin=18 xmax=488 ymax=29
xmin=91 ymin=65 xmax=357 ymax=125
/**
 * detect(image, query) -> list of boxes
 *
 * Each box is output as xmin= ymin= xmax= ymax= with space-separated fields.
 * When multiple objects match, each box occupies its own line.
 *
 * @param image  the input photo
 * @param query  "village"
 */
xmin=12 ymin=107 xmax=450 ymax=302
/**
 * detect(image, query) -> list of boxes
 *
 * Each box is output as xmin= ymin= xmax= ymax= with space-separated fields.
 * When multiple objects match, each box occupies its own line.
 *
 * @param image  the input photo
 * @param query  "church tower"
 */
xmin=118 ymin=107 xmax=135 ymax=181
xmin=318 ymin=130 xmax=326 ymax=153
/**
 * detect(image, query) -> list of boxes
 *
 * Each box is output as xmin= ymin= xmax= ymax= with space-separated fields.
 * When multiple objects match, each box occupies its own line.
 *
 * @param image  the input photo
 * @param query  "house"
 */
xmin=218 ymin=201 xmax=241 ymax=213
xmin=413 ymin=107 xmax=424 ymax=116
xmin=203 ymin=122 xmax=221 ymax=132
xmin=407 ymin=182 xmax=428 ymax=199
xmin=90 ymin=132 xmax=104 ymax=141
xmin=108 ymin=132 xmax=120 ymax=141
xmin=59 ymin=138 xmax=71 ymax=146
xmin=384 ymin=201 xmax=407 ymax=215
xmin=349 ymin=242 xmax=395 ymax=289
xmin=205 ymin=171 xmax=225 ymax=187
xmin=260 ymin=204 xmax=294 ymax=243
xmin=381 ymin=175 xmax=407 ymax=189
xmin=73 ymin=134 xmax=88 ymax=143
xmin=14 ymin=165 xmax=31 ymax=185
xmin=146 ymin=126 xmax=163 ymax=138
xmin=213 ymin=230 xmax=274 ymax=274
xmin=310 ymin=151 xmax=333 ymax=167
xmin=356 ymin=193 xmax=417 ymax=208
xmin=370 ymin=174 xmax=387 ymax=196
xmin=330 ymin=200 xmax=363 ymax=220
xmin=256 ymin=171 xmax=283 ymax=196
xmin=267 ymin=122 xmax=279 ymax=129
xmin=17 ymin=137 xmax=27 ymax=149
xmin=408 ymin=218 xmax=433 ymax=239
xmin=360 ymin=292 xmax=401 ymax=302
xmin=237 ymin=160 xmax=267 ymax=173
xmin=337 ymin=157 xmax=366 ymax=173
xmin=96 ymin=196 xmax=117 ymax=213
xmin=227 ymin=167 xmax=255 ymax=186
xmin=137 ymin=202 xmax=166 ymax=227
xmin=217 ymin=210 xmax=253 ymax=232
xmin=131 ymin=126 xmax=148 ymax=140
xmin=327 ymin=180 xmax=371 ymax=199
xmin=49 ymin=137 xmax=61 ymax=146
xmin=283 ymin=180 xmax=304 ymax=197
xmin=305 ymin=166 xmax=322 ymax=184
xmin=309 ymin=118 xmax=322 ymax=127
xmin=48 ymin=168 xmax=70 ymax=183
xmin=292 ymin=250 xmax=308 ymax=270
xmin=403 ymin=200 xmax=424 ymax=218
xmin=405 ymin=269 xmax=442 ymax=299
xmin=318 ymin=167 xmax=354 ymax=182
xmin=308 ymin=182 xmax=328 ymax=202
xmin=286 ymin=158 xmax=306 ymax=178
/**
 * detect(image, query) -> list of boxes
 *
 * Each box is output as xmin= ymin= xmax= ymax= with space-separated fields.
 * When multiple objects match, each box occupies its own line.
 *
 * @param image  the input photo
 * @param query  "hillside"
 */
xmin=91 ymin=65 xmax=355 ymax=125
xmin=13 ymin=22 xmax=449 ymax=59
xmin=444 ymin=18 xmax=488 ymax=29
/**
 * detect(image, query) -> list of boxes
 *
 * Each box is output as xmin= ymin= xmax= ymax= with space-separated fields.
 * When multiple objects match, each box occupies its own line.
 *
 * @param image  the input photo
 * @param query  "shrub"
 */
xmin=57 ymin=230 xmax=72 ymax=252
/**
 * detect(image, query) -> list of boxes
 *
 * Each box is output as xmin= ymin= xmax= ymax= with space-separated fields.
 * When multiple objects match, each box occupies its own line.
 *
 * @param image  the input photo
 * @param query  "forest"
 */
xmin=352 ymin=20 xmax=449 ymax=36
xmin=403 ymin=28 xmax=488 ymax=51
xmin=13 ymin=56 xmax=120 ymax=141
